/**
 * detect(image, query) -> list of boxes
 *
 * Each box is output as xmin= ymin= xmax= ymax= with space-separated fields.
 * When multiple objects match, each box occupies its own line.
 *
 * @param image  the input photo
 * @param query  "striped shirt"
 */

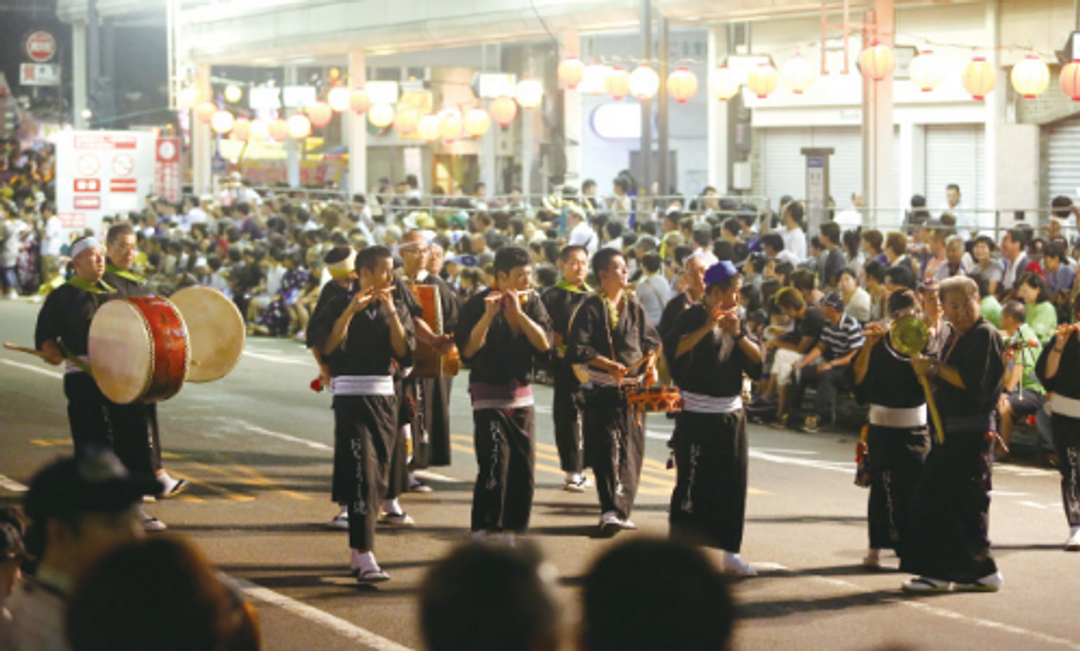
xmin=819 ymin=313 xmax=865 ymax=361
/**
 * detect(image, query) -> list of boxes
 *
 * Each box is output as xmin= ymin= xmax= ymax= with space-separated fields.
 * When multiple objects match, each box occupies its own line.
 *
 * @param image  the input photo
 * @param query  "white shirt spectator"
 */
xmin=636 ymin=273 xmax=671 ymax=327
xmin=843 ymin=287 xmax=872 ymax=323
xmin=781 ymin=227 xmax=807 ymax=262
xmin=40 ymin=215 xmax=63 ymax=258
xmin=568 ymin=220 xmax=598 ymax=255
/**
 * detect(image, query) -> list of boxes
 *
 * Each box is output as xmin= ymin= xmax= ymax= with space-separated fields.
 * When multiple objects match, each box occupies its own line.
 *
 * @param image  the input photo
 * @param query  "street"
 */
xmin=1 ymin=298 xmax=1078 ymax=651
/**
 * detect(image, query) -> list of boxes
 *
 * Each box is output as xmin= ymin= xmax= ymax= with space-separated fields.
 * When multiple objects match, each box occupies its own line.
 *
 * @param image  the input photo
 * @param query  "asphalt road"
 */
xmin=2 ymin=298 xmax=1079 ymax=651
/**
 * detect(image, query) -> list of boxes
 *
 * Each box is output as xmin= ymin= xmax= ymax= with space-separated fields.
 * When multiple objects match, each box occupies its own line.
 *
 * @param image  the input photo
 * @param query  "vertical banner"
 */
xmin=154 ymin=137 xmax=181 ymax=203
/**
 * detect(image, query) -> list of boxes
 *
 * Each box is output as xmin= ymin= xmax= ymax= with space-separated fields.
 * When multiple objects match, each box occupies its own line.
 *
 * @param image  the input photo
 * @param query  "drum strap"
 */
xmin=66 ymin=277 xmax=116 ymax=295
xmin=105 ymin=264 xmax=147 ymax=285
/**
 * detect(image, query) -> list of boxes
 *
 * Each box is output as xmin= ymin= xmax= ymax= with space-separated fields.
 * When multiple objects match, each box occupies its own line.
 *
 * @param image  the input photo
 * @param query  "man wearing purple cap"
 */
xmin=662 ymin=260 xmax=763 ymax=575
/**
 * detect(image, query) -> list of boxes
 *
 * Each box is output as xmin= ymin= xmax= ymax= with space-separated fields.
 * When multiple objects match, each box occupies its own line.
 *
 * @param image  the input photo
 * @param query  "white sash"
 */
xmin=868 ymin=404 xmax=928 ymax=428
xmin=680 ymin=391 xmax=743 ymax=414
xmin=331 ymin=375 xmax=395 ymax=396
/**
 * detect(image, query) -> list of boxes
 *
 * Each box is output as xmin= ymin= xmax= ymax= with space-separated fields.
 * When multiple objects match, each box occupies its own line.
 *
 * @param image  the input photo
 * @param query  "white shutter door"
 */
xmin=1047 ymin=117 xmax=1080 ymax=203
xmin=762 ymin=128 xmax=812 ymax=209
xmin=924 ymin=124 xmax=987 ymax=218
xmin=810 ymin=127 xmax=862 ymax=213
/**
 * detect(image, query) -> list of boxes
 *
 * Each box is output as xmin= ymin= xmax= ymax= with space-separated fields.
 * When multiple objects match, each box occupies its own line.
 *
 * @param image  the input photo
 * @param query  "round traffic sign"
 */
xmin=25 ymin=31 xmax=57 ymax=63
xmin=112 ymin=154 xmax=134 ymax=177
xmin=157 ymin=140 xmax=178 ymax=162
xmin=77 ymin=154 xmax=99 ymax=176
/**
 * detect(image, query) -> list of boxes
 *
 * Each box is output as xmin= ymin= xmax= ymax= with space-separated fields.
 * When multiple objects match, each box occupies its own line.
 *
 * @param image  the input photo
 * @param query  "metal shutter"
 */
xmin=924 ymin=124 xmax=988 ymax=227
xmin=761 ymin=127 xmax=863 ymax=211
xmin=1047 ymin=116 xmax=1080 ymax=204
xmin=762 ymin=128 xmax=812 ymax=209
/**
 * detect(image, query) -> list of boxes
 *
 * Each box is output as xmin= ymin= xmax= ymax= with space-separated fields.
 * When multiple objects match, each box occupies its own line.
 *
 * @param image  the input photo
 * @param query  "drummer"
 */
xmin=34 ymin=236 xmax=166 ymax=530
xmin=103 ymin=223 xmax=189 ymax=500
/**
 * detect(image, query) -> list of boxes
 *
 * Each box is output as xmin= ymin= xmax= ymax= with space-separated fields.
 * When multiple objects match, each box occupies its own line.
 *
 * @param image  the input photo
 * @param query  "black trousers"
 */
xmin=333 ymin=395 xmax=398 ymax=552
xmin=583 ymin=388 xmax=644 ymax=521
xmin=471 ymin=407 xmax=535 ymax=533
xmin=669 ymin=410 xmax=748 ymax=552
xmin=866 ymin=423 xmax=930 ymax=552
xmin=551 ymin=361 xmax=584 ymax=474
xmin=900 ymin=424 xmax=997 ymax=583
xmin=1050 ymin=413 xmax=1080 ymax=527
xmin=64 ymin=373 xmax=156 ymax=484
xmin=421 ymin=376 xmax=454 ymax=467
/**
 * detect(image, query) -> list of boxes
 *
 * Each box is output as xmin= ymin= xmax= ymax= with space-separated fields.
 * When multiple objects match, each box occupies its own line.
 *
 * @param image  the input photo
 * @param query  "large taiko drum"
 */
xmin=89 ymin=296 xmax=190 ymax=404
xmin=169 ymin=286 xmax=246 ymax=383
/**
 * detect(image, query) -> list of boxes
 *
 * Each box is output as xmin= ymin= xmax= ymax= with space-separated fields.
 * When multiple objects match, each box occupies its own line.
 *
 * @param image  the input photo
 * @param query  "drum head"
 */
xmin=170 ymin=287 xmax=245 ymax=382
xmin=89 ymin=301 xmax=153 ymax=404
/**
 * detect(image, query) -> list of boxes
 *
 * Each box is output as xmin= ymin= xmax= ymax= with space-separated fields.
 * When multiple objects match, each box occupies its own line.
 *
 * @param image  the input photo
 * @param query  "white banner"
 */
xmin=55 ymin=130 xmax=155 ymax=236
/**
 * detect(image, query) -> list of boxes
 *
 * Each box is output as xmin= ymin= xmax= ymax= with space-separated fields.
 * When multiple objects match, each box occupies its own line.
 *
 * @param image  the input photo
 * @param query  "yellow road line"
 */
xmin=229 ymin=464 xmax=310 ymax=501
xmin=168 ymin=464 xmax=256 ymax=503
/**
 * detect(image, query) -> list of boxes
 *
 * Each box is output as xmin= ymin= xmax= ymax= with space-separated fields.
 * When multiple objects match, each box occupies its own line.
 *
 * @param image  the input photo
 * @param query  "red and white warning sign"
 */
xmin=24 ymin=31 xmax=57 ymax=63
xmin=57 ymin=130 xmax=154 ymax=235
xmin=73 ymin=179 xmax=101 ymax=192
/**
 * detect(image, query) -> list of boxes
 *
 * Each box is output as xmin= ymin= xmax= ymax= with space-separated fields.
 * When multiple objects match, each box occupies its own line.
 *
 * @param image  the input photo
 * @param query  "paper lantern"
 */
xmin=909 ymin=50 xmax=943 ymax=92
xmin=746 ymin=63 xmax=778 ymax=98
xmin=231 ymin=117 xmax=251 ymax=141
xmin=1010 ymin=54 xmax=1049 ymax=99
xmin=1060 ymin=60 xmax=1080 ymax=101
xmin=667 ymin=67 xmax=699 ymax=103
xmin=515 ymin=78 xmax=544 ymax=109
xmin=709 ymin=66 xmax=740 ymax=101
xmin=489 ymin=97 xmax=517 ymax=128
xmin=417 ymin=114 xmax=440 ymax=142
xmin=628 ymin=63 xmax=660 ymax=100
xmin=327 ymin=87 xmax=351 ymax=112
xmin=368 ymin=103 xmax=394 ymax=128
xmin=604 ymin=66 xmax=630 ymax=100
xmin=224 ymin=84 xmax=242 ymax=104
xmin=268 ymin=119 xmax=289 ymax=142
xmin=350 ymin=88 xmax=371 ymax=114
xmin=859 ymin=42 xmax=895 ymax=81
xmin=287 ymin=114 xmax=312 ymax=139
xmin=307 ymin=102 xmax=333 ymax=128
xmin=178 ymin=86 xmax=199 ymax=109
xmin=464 ymin=108 xmax=491 ymax=137
xmin=440 ymin=110 xmax=463 ymax=142
xmin=558 ymin=57 xmax=585 ymax=89
xmin=962 ymin=56 xmax=997 ymax=100
xmin=195 ymin=102 xmax=217 ymax=124
xmin=582 ymin=63 xmax=610 ymax=95
xmin=249 ymin=118 xmax=269 ymax=141
xmin=394 ymin=110 xmax=419 ymax=136
xmin=211 ymin=110 xmax=234 ymax=134
xmin=781 ymin=54 xmax=815 ymax=94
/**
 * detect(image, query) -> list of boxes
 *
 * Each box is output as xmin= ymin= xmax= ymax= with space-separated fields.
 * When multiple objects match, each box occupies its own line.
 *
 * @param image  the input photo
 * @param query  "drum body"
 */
xmin=409 ymin=283 xmax=460 ymax=378
xmin=89 ymin=297 xmax=189 ymax=404
xmin=623 ymin=385 xmax=683 ymax=413
xmin=169 ymin=287 xmax=246 ymax=383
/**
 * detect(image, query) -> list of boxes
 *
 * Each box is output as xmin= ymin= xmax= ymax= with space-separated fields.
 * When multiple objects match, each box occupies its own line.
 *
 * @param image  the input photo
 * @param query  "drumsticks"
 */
xmin=4 ymin=342 xmax=47 ymax=359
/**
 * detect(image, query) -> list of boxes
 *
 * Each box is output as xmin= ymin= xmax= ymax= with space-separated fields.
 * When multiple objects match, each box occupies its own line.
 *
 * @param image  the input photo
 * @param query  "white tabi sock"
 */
xmin=351 ymin=549 xmax=379 ymax=573
xmin=382 ymin=498 xmax=403 ymax=516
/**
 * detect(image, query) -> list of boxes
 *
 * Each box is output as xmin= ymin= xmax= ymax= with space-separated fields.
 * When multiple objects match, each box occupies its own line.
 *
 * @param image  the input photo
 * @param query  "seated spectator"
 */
xmin=581 ymin=538 xmax=734 ymax=651
xmin=863 ymin=260 xmax=889 ymax=322
xmin=2 ymin=450 xmax=155 ymax=651
xmin=996 ymin=300 xmax=1045 ymax=459
xmin=1016 ymin=272 xmax=1058 ymax=345
xmin=419 ymin=544 xmax=558 ymax=651
xmin=836 ymin=268 xmax=871 ymax=323
xmin=790 ymin=292 xmax=866 ymax=431
xmin=883 ymin=231 xmax=919 ymax=280
xmin=934 ymin=235 xmax=968 ymax=281
xmin=67 ymin=537 xmax=259 ymax=651
xmin=1043 ymin=241 xmax=1075 ymax=314
xmin=765 ymin=288 xmax=825 ymax=427
xmin=978 ymin=276 xmax=1003 ymax=328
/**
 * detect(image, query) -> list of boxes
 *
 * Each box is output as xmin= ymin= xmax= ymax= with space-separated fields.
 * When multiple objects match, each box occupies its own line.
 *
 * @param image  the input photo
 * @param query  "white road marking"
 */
xmin=413 ymin=470 xmax=456 ymax=483
xmin=1019 ymin=501 xmax=1050 ymax=510
xmin=244 ymin=425 xmax=333 ymax=452
xmin=989 ymin=490 xmax=1030 ymax=497
xmin=748 ymin=449 xmax=854 ymax=474
xmin=755 ymin=563 xmax=1080 ymax=650
xmin=1 ymin=358 xmax=63 ymax=379
xmin=241 ymin=351 xmax=309 ymax=366
xmin=0 ymin=475 xmax=28 ymax=492
xmin=235 ymin=579 xmax=415 ymax=651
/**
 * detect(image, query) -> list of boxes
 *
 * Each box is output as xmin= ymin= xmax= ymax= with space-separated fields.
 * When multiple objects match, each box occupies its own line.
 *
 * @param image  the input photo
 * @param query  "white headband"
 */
xmin=326 ymin=249 xmax=357 ymax=278
xmin=70 ymin=237 xmax=102 ymax=260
